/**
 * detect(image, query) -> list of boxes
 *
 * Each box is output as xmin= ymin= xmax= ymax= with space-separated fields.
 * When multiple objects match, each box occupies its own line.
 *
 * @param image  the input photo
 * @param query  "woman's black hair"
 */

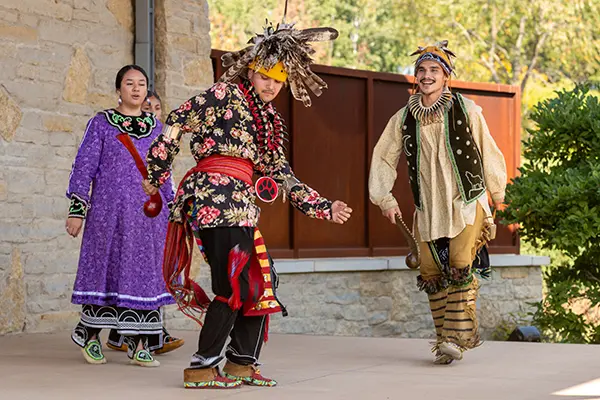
xmin=115 ymin=65 xmax=149 ymax=90
xmin=147 ymin=90 xmax=162 ymax=103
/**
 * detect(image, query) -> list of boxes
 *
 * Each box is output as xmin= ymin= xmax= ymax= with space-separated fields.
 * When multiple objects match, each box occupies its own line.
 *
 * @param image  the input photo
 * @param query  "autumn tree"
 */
xmin=208 ymin=0 xmax=600 ymax=94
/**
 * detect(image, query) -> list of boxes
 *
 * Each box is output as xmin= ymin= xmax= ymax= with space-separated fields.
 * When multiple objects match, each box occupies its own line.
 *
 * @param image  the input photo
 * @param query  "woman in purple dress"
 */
xmin=65 ymin=65 xmax=174 ymax=367
xmin=105 ymin=89 xmax=185 ymax=356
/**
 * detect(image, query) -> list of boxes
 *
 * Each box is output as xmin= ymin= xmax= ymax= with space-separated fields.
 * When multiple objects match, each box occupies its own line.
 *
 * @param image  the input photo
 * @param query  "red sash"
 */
xmin=181 ymin=154 xmax=253 ymax=186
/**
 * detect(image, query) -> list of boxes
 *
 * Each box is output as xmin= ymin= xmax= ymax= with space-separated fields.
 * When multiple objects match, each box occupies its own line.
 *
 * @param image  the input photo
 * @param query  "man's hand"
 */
xmin=142 ymin=179 xmax=159 ymax=196
xmin=382 ymin=206 xmax=402 ymax=224
xmin=66 ymin=217 xmax=83 ymax=237
xmin=493 ymin=200 xmax=505 ymax=213
xmin=331 ymin=200 xmax=353 ymax=224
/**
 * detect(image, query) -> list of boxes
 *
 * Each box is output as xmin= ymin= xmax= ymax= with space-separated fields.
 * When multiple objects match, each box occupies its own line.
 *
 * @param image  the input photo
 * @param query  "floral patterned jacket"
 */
xmin=146 ymin=81 xmax=333 ymax=228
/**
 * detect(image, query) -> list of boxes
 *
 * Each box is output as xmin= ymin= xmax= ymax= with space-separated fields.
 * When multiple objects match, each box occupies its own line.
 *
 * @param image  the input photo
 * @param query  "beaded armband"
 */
xmin=68 ymin=194 xmax=89 ymax=218
xmin=280 ymin=175 xmax=301 ymax=203
xmin=164 ymin=125 xmax=182 ymax=141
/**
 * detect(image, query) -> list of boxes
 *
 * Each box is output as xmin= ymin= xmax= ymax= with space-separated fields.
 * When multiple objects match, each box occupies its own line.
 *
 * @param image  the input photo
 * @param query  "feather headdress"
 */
xmin=410 ymin=40 xmax=457 ymax=76
xmin=218 ymin=20 xmax=338 ymax=107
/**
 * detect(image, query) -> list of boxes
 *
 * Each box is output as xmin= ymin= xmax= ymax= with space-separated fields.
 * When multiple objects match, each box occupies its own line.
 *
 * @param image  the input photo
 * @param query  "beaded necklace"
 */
xmin=238 ymin=81 xmax=289 ymax=202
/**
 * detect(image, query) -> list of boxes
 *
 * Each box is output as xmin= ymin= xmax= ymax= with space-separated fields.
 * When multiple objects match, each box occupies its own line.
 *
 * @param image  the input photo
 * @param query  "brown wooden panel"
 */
xmin=269 ymin=249 xmax=294 ymax=259
xmin=489 ymin=245 xmax=520 ymax=254
xmin=369 ymin=79 xmax=413 ymax=250
xmin=292 ymin=73 xmax=368 ymax=250
xmin=372 ymin=247 xmax=411 ymax=257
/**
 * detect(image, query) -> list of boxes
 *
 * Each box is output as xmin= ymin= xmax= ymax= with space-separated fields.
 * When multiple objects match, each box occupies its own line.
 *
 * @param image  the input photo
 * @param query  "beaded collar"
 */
xmin=103 ymin=109 xmax=157 ymax=139
xmin=408 ymin=89 xmax=453 ymax=125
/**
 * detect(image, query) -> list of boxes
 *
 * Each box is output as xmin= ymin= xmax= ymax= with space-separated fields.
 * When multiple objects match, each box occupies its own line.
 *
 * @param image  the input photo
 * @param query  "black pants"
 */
xmin=189 ymin=227 xmax=267 ymax=369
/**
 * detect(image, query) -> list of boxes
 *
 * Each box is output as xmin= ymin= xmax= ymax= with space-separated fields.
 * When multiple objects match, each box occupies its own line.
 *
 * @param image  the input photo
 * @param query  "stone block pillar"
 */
xmin=153 ymin=0 xmax=214 ymax=331
xmin=154 ymin=0 xmax=213 ymax=114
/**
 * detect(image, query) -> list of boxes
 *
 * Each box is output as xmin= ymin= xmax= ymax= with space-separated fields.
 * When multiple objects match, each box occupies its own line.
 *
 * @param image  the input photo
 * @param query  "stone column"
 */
xmin=154 ymin=0 xmax=214 ymax=330
xmin=154 ymin=0 xmax=213 ymax=113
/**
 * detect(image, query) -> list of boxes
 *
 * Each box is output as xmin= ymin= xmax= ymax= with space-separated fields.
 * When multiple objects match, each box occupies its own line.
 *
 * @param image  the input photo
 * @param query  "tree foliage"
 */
xmin=501 ymin=86 xmax=600 ymax=343
xmin=209 ymin=0 xmax=420 ymax=73
xmin=207 ymin=0 xmax=600 ymax=94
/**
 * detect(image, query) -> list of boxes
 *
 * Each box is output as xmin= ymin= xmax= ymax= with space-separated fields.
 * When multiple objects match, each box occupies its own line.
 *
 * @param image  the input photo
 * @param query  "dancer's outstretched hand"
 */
xmin=331 ymin=200 xmax=353 ymax=224
xmin=493 ymin=200 xmax=505 ymax=212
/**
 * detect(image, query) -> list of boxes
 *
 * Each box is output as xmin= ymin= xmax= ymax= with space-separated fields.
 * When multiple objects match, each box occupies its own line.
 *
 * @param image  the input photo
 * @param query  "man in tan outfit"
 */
xmin=369 ymin=41 xmax=507 ymax=364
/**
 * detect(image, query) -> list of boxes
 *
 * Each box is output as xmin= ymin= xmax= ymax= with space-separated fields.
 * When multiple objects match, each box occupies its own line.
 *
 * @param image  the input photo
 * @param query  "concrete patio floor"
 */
xmin=1 ymin=331 xmax=600 ymax=400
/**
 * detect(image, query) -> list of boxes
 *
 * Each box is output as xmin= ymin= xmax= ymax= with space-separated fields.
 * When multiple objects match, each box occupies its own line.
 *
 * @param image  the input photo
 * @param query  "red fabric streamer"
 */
xmin=264 ymin=315 xmax=270 ymax=343
xmin=186 ymin=154 xmax=253 ymax=186
xmin=227 ymin=245 xmax=251 ymax=310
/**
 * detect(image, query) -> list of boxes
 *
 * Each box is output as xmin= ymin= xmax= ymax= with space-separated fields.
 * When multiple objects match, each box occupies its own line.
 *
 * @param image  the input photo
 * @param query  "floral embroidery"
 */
xmin=178 ymin=101 xmax=192 ymax=112
xmin=158 ymin=171 xmax=171 ymax=185
xmin=197 ymin=206 xmax=221 ymax=225
xmin=213 ymin=194 xmax=226 ymax=204
xmin=200 ymin=138 xmax=216 ymax=152
xmin=213 ymin=82 xmax=228 ymax=100
xmin=232 ymin=191 xmax=243 ymax=202
xmin=314 ymin=209 xmax=330 ymax=219
xmin=102 ymin=109 xmax=157 ymax=139
xmin=207 ymin=173 xmax=230 ymax=186
xmin=152 ymin=143 xmax=168 ymax=161
xmin=68 ymin=193 xmax=89 ymax=218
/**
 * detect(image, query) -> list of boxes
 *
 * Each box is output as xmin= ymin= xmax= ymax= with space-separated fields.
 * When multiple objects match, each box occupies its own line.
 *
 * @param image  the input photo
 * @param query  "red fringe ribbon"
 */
xmin=264 ymin=314 xmax=270 ymax=343
xmin=227 ymin=245 xmax=251 ymax=311
xmin=163 ymin=220 xmax=211 ymax=325
xmin=162 ymin=155 xmax=255 ymax=325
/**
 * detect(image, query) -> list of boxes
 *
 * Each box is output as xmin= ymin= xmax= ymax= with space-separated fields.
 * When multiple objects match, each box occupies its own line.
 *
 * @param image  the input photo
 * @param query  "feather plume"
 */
xmin=410 ymin=40 xmax=457 ymax=74
xmin=218 ymin=19 xmax=338 ymax=107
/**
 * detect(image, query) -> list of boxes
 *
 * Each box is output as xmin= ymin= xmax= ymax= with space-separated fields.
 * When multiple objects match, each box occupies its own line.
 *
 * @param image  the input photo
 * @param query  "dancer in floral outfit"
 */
xmin=145 ymin=20 xmax=352 ymax=388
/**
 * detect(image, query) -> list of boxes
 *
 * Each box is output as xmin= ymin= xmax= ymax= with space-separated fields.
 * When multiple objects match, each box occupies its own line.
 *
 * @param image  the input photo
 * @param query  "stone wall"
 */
xmin=153 ymin=0 xmax=213 ymax=205
xmin=0 ymin=0 xmax=213 ymax=335
xmin=155 ymin=0 xmax=213 ymax=114
xmin=268 ymin=266 xmax=543 ymax=340
xmin=0 ymin=0 xmax=135 ymax=334
xmin=163 ymin=256 xmax=545 ymax=339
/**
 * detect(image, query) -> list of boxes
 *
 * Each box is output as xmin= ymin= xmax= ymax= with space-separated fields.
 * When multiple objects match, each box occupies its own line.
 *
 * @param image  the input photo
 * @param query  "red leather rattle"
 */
xmin=116 ymin=133 xmax=163 ymax=218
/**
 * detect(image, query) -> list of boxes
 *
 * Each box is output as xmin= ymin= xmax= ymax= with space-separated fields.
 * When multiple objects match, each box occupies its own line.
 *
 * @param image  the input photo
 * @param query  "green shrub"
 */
xmin=501 ymin=85 xmax=600 ymax=343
